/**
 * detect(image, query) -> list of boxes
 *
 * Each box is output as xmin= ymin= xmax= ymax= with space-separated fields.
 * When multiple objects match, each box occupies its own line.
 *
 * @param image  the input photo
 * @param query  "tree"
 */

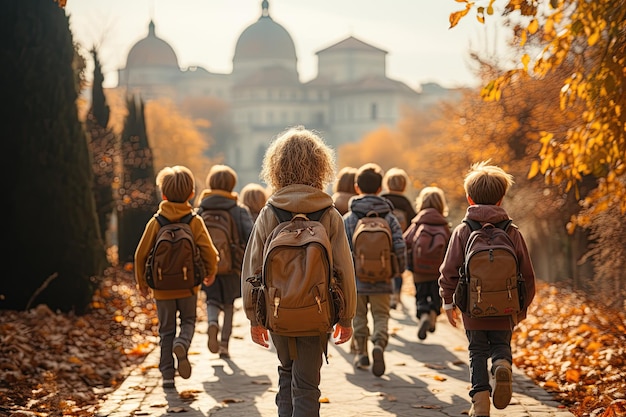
xmin=86 ymin=48 xmax=117 ymax=246
xmin=116 ymin=95 xmax=159 ymax=265
xmin=2 ymin=0 xmax=106 ymax=313
xmin=450 ymin=0 xmax=626 ymax=230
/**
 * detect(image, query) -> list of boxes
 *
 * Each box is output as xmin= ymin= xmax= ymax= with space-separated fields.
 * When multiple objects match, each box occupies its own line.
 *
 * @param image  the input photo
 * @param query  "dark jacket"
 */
xmin=343 ymin=194 xmax=407 ymax=294
xmin=438 ymin=204 xmax=536 ymax=330
xmin=380 ymin=192 xmax=417 ymax=229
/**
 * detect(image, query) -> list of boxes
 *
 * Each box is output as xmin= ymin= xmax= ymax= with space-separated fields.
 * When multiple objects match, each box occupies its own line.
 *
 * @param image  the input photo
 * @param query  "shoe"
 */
xmin=353 ymin=354 xmax=370 ymax=369
xmin=492 ymin=359 xmax=513 ymax=409
xmin=218 ymin=342 xmax=230 ymax=359
xmin=371 ymin=344 xmax=385 ymax=377
xmin=417 ymin=312 xmax=430 ymax=340
xmin=173 ymin=342 xmax=191 ymax=379
xmin=428 ymin=310 xmax=437 ymax=333
xmin=208 ymin=322 xmax=219 ymax=353
xmin=390 ymin=294 xmax=398 ymax=310
xmin=162 ymin=379 xmax=175 ymax=389
xmin=469 ymin=390 xmax=490 ymax=417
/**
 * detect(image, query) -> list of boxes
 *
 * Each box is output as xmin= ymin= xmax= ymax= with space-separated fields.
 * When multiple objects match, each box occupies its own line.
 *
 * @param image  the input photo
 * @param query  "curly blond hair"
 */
xmin=260 ymin=126 xmax=336 ymax=190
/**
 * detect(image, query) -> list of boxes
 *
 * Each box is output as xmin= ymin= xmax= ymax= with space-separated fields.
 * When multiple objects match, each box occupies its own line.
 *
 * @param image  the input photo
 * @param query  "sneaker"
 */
xmin=162 ymin=379 xmax=175 ymax=389
xmin=173 ymin=342 xmax=192 ymax=379
xmin=417 ymin=312 xmax=430 ymax=340
xmin=353 ymin=354 xmax=370 ymax=370
xmin=371 ymin=344 xmax=385 ymax=377
xmin=492 ymin=361 xmax=513 ymax=409
xmin=207 ymin=322 xmax=219 ymax=354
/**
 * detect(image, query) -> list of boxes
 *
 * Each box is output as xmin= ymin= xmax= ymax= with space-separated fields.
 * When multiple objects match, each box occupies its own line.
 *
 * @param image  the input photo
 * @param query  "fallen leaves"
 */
xmin=512 ymin=282 xmax=626 ymax=416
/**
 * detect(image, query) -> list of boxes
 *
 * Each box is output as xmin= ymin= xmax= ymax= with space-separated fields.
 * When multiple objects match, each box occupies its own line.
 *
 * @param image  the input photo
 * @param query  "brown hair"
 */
xmin=333 ymin=166 xmax=357 ymax=194
xmin=415 ymin=186 xmax=449 ymax=217
xmin=240 ymin=183 xmax=268 ymax=217
xmin=156 ymin=165 xmax=195 ymax=203
xmin=383 ymin=167 xmax=409 ymax=193
xmin=260 ymin=126 xmax=335 ymax=190
xmin=463 ymin=160 xmax=514 ymax=205
xmin=355 ymin=163 xmax=384 ymax=194
xmin=206 ymin=164 xmax=237 ymax=192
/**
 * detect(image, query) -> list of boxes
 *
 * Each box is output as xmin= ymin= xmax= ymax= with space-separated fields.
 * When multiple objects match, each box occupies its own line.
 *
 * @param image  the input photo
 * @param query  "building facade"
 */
xmin=117 ymin=1 xmax=452 ymax=186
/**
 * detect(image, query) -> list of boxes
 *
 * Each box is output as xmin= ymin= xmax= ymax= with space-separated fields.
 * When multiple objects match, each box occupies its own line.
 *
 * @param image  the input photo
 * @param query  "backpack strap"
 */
xmin=155 ymin=213 xmax=195 ymax=227
xmin=268 ymin=204 xmax=330 ymax=223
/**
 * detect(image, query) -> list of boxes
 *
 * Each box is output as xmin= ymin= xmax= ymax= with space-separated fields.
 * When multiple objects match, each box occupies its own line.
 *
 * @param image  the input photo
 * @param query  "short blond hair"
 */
xmin=206 ymin=164 xmax=237 ymax=192
xmin=383 ymin=167 xmax=409 ymax=192
xmin=156 ymin=165 xmax=195 ymax=203
xmin=415 ymin=186 xmax=449 ymax=217
xmin=260 ymin=126 xmax=335 ymax=190
xmin=463 ymin=161 xmax=514 ymax=205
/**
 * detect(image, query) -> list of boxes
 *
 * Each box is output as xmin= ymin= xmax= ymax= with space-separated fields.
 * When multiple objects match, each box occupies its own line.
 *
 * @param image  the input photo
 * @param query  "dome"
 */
xmin=125 ymin=21 xmax=179 ymax=69
xmin=233 ymin=1 xmax=296 ymax=63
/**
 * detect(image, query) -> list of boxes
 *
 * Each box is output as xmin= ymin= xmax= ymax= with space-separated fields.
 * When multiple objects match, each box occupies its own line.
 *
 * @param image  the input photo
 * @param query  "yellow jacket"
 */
xmin=134 ymin=200 xmax=219 ymax=300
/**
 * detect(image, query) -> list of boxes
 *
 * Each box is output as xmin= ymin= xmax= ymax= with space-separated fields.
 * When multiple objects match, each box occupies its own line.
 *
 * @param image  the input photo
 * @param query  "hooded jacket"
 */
xmin=134 ymin=200 xmax=219 ymax=300
xmin=241 ymin=184 xmax=357 ymax=329
xmin=404 ymin=207 xmax=451 ymax=276
xmin=438 ymin=204 xmax=536 ymax=330
xmin=343 ymin=194 xmax=407 ymax=294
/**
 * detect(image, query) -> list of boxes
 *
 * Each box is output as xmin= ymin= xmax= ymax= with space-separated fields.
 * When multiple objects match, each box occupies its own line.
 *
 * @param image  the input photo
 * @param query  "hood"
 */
xmin=349 ymin=195 xmax=394 ymax=217
xmin=411 ymin=207 xmax=448 ymax=226
xmin=267 ymin=184 xmax=334 ymax=213
xmin=465 ymin=204 xmax=511 ymax=224
xmin=198 ymin=189 xmax=238 ymax=211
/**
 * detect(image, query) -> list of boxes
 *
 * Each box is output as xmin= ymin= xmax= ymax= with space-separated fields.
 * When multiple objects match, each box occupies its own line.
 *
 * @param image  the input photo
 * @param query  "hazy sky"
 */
xmin=64 ymin=0 xmax=506 ymax=91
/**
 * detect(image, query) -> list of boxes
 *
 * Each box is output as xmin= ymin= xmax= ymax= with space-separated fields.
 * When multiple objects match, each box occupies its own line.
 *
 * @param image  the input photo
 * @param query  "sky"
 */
xmin=64 ymin=0 xmax=508 ymax=91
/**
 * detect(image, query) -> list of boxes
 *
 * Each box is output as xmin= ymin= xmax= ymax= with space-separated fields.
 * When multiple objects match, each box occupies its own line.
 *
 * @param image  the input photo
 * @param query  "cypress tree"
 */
xmin=116 ymin=94 xmax=159 ymax=264
xmin=1 ymin=0 xmax=106 ymax=313
xmin=86 ymin=48 xmax=116 ymax=246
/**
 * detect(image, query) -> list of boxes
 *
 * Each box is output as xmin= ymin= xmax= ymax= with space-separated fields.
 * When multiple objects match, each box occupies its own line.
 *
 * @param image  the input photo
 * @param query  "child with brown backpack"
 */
xmin=196 ymin=164 xmax=254 ymax=359
xmin=241 ymin=126 xmax=356 ymax=417
xmin=134 ymin=165 xmax=219 ymax=389
xmin=343 ymin=163 xmax=407 ymax=377
xmin=439 ymin=161 xmax=536 ymax=417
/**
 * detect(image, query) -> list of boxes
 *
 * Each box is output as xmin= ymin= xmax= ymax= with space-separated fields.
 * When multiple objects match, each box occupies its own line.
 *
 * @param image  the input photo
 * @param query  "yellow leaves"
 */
xmin=521 ymin=54 xmax=531 ymax=72
xmin=527 ymin=19 xmax=539 ymax=34
xmin=449 ymin=3 xmax=473 ymax=29
xmin=527 ymin=160 xmax=540 ymax=179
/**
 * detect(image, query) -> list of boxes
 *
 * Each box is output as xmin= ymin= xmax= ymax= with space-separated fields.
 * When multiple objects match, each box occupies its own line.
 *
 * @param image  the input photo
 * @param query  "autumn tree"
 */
xmin=86 ymin=48 xmax=117 ymax=246
xmin=117 ymin=95 xmax=159 ymax=264
xmin=144 ymin=98 xmax=216 ymax=183
xmin=1 ymin=0 xmax=106 ymax=312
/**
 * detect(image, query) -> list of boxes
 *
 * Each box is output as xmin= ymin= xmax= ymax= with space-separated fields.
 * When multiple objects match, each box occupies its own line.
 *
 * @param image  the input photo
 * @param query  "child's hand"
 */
xmin=445 ymin=308 xmax=458 ymax=327
xmin=203 ymin=275 xmax=216 ymax=287
xmin=251 ymin=325 xmax=269 ymax=348
xmin=333 ymin=324 xmax=353 ymax=345
xmin=138 ymin=285 xmax=151 ymax=298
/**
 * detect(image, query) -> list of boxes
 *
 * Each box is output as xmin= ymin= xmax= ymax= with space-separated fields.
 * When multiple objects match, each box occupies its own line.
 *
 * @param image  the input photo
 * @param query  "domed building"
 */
xmin=118 ymin=1 xmax=448 ymax=187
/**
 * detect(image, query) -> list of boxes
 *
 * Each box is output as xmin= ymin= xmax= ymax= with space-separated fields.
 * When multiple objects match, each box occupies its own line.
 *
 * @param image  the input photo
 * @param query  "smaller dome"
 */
xmin=125 ymin=21 xmax=179 ymax=69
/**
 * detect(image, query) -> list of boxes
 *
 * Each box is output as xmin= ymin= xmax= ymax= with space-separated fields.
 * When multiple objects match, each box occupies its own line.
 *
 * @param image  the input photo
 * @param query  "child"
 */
xmin=196 ymin=165 xmax=254 ymax=359
xmin=404 ymin=186 xmax=451 ymax=340
xmin=134 ymin=165 xmax=219 ymax=389
xmin=331 ymin=166 xmax=358 ymax=215
xmin=438 ymin=161 xmax=536 ymax=417
xmin=241 ymin=126 xmax=357 ymax=417
xmin=343 ymin=163 xmax=407 ymax=377
xmin=239 ymin=182 xmax=268 ymax=222
xmin=380 ymin=167 xmax=416 ymax=309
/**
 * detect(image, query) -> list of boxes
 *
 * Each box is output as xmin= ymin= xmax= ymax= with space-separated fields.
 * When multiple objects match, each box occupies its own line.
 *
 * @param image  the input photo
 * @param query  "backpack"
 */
xmin=145 ymin=213 xmax=206 ymax=291
xmin=197 ymin=207 xmax=244 ymax=275
xmin=392 ymin=208 xmax=409 ymax=232
xmin=453 ymin=219 xmax=526 ymax=322
xmin=404 ymin=222 xmax=449 ymax=282
xmin=352 ymin=211 xmax=398 ymax=283
xmin=249 ymin=205 xmax=342 ymax=338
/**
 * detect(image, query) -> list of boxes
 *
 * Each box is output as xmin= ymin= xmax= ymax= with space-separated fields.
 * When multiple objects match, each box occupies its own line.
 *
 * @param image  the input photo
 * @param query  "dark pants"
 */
xmin=465 ymin=329 xmax=512 ymax=397
xmin=414 ymin=280 xmax=442 ymax=318
xmin=271 ymin=334 xmax=324 ymax=417
xmin=156 ymin=294 xmax=197 ymax=380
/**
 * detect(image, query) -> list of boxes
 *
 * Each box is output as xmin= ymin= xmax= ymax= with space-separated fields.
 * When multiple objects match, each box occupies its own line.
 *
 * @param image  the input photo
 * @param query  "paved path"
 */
xmin=97 ymin=293 xmax=574 ymax=417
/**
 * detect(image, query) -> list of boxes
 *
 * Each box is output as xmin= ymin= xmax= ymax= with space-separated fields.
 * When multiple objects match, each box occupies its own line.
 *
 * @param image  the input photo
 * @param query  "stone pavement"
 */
xmin=97 ymin=293 xmax=574 ymax=417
